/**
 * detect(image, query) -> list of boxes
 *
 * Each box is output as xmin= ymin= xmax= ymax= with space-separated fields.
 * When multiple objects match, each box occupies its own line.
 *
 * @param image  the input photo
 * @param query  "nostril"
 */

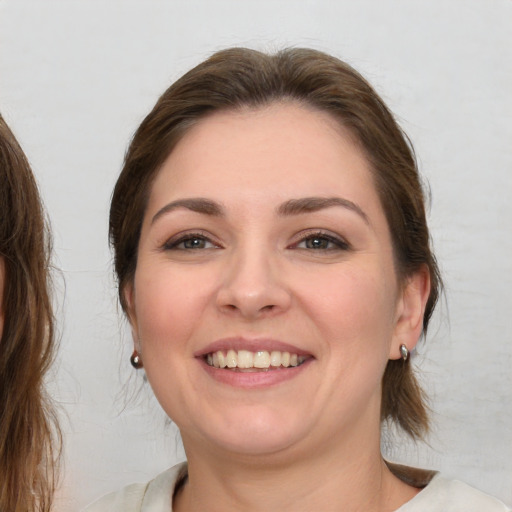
xmin=220 ymin=302 xmax=277 ymax=317
xmin=215 ymin=276 xmax=291 ymax=319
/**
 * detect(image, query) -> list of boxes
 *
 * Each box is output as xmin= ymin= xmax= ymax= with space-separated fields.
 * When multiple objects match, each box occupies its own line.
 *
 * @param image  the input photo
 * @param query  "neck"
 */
xmin=174 ymin=426 xmax=417 ymax=512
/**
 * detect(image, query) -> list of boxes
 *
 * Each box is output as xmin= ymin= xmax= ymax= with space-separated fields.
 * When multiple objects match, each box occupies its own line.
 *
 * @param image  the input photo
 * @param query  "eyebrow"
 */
xmin=277 ymin=197 xmax=369 ymax=224
xmin=151 ymin=198 xmax=224 ymax=225
xmin=151 ymin=196 xmax=369 ymax=225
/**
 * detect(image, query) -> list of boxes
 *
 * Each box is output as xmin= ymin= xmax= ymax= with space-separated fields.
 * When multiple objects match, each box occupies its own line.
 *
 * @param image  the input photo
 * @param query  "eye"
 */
xmin=293 ymin=231 xmax=350 ymax=251
xmin=163 ymin=232 xmax=218 ymax=251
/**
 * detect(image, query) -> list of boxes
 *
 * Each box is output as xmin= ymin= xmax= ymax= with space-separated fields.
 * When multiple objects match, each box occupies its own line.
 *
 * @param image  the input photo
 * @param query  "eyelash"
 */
xmin=162 ymin=230 xmax=350 ymax=252
xmin=162 ymin=232 xmax=219 ymax=251
xmin=291 ymin=230 xmax=350 ymax=251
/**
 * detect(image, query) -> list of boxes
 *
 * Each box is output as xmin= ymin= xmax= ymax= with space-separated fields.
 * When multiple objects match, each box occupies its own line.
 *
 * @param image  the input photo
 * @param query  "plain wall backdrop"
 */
xmin=1 ymin=1 xmax=511 ymax=509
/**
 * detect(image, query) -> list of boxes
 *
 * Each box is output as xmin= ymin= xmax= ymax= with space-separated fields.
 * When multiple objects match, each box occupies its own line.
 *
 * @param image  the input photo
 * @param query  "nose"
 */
xmin=215 ymin=247 xmax=291 ymax=320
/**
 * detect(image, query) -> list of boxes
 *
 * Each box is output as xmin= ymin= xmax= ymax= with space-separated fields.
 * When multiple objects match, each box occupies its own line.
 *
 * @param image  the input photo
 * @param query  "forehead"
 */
xmin=146 ymin=103 xmax=382 ymax=220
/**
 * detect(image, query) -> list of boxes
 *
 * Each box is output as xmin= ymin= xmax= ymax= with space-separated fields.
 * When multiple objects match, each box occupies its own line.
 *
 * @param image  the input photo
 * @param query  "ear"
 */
xmin=123 ymin=282 xmax=140 ymax=351
xmin=389 ymin=265 xmax=431 ymax=360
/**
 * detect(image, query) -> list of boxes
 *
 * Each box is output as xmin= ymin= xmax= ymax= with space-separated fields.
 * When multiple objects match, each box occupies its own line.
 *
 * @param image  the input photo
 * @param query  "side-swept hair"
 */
xmin=110 ymin=48 xmax=442 ymax=439
xmin=0 ymin=114 xmax=60 ymax=512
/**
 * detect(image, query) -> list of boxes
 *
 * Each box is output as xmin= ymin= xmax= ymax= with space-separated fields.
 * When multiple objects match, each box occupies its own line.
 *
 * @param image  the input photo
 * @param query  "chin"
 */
xmin=214 ymin=431 xmax=299 ymax=457
xmin=193 ymin=409 xmax=306 ymax=457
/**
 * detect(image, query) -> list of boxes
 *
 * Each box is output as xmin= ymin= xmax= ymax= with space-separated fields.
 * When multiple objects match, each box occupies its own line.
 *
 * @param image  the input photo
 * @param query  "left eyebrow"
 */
xmin=277 ymin=197 xmax=369 ymax=225
xmin=151 ymin=198 xmax=224 ymax=225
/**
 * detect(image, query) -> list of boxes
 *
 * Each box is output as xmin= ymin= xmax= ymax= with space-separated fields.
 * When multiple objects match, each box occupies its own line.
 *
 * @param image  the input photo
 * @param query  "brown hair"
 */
xmin=0 ymin=114 xmax=60 ymax=511
xmin=110 ymin=47 xmax=441 ymax=439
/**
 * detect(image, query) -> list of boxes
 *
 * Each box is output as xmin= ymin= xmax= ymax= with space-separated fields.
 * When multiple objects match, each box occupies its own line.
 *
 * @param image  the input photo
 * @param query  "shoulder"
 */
xmin=81 ymin=481 xmax=148 ymax=512
xmin=81 ymin=463 xmax=187 ymax=512
xmin=398 ymin=474 xmax=511 ymax=511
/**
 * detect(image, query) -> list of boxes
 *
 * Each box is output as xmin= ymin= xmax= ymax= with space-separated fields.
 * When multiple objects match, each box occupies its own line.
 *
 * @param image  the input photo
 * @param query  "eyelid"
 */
xmin=161 ymin=230 xmax=221 ymax=250
xmin=288 ymin=229 xmax=351 ymax=250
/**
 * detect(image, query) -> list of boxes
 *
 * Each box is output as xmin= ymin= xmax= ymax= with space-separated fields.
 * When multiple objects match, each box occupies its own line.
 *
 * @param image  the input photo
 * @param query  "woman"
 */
xmin=0 ymin=115 xmax=60 ymax=512
xmin=86 ymin=48 xmax=509 ymax=511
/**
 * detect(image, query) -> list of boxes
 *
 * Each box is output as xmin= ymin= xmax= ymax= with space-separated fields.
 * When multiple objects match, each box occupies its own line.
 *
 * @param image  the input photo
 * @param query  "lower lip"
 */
xmin=197 ymin=358 xmax=312 ymax=388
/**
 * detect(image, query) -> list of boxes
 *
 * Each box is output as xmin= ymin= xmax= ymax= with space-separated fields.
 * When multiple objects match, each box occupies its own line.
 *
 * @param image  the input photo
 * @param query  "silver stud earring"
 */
xmin=399 ymin=344 xmax=409 ymax=362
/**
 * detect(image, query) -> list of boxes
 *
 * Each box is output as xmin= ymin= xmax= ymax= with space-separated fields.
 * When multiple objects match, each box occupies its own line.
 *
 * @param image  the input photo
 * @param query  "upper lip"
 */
xmin=194 ymin=337 xmax=312 ymax=358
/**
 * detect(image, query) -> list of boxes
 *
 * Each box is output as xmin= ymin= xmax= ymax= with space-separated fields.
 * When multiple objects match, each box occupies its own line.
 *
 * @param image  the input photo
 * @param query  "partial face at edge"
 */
xmin=124 ymin=103 xmax=429 ymax=457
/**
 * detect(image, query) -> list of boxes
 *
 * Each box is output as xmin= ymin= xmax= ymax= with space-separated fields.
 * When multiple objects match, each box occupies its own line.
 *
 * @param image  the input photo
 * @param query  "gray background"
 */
xmin=1 ymin=1 xmax=511 ymax=509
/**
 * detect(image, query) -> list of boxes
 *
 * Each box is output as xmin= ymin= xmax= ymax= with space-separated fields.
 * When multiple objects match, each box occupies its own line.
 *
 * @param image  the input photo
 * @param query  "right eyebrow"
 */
xmin=277 ymin=196 xmax=370 ymax=225
xmin=151 ymin=198 xmax=224 ymax=225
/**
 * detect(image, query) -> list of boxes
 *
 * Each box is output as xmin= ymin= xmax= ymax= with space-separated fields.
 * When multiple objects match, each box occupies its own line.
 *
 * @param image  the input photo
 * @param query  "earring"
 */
xmin=130 ymin=350 xmax=143 ymax=369
xmin=399 ymin=344 xmax=409 ymax=362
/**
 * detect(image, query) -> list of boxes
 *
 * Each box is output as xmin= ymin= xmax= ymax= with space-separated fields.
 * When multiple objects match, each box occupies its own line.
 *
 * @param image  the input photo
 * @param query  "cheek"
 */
xmin=300 ymin=264 xmax=397 ymax=350
xmin=131 ymin=266 xmax=215 ymax=421
xmin=133 ymin=265 xmax=214 ymax=353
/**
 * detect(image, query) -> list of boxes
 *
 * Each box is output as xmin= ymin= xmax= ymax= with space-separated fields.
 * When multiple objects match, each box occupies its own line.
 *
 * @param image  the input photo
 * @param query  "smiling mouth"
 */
xmin=204 ymin=350 xmax=308 ymax=372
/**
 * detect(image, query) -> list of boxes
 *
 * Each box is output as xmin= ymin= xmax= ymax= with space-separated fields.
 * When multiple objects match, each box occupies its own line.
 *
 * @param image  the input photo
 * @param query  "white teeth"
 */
xmin=206 ymin=349 xmax=306 ymax=370
xmin=226 ymin=349 xmax=237 ymax=368
xmin=212 ymin=351 xmax=227 ymax=368
xmin=270 ymin=351 xmax=281 ymax=367
xmin=253 ymin=351 xmax=270 ymax=368
xmin=237 ymin=350 xmax=253 ymax=369
xmin=217 ymin=351 xmax=226 ymax=368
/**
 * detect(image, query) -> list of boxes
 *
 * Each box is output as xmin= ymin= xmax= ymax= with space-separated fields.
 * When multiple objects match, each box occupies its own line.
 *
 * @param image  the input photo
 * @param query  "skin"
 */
xmin=126 ymin=103 xmax=430 ymax=511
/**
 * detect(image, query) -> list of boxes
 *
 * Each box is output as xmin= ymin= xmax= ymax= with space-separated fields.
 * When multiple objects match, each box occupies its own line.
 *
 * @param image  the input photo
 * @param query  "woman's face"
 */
xmin=126 ymin=104 xmax=426 ymax=458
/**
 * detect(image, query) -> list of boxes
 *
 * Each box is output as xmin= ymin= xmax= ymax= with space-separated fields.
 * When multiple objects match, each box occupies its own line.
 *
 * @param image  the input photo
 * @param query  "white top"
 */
xmin=83 ymin=462 xmax=511 ymax=511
